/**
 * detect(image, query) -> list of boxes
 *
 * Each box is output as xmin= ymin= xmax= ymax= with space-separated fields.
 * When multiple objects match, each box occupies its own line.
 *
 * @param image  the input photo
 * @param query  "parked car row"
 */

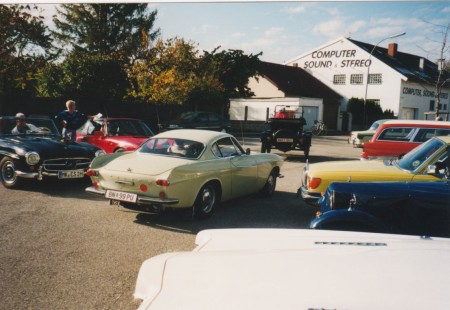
xmin=305 ymin=118 xmax=450 ymax=238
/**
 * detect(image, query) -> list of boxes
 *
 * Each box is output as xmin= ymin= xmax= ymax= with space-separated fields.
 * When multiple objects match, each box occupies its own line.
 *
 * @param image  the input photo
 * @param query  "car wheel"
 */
xmin=193 ymin=182 xmax=218 ymax=219
xmin=261 ymin=170 xmax=277 ymax=197
xmin=0 ymin=157 xmax=23 ymax=189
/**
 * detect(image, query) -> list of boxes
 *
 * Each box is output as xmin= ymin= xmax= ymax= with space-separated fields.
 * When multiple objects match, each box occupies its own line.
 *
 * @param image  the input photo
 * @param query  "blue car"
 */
xmin=310 ymin=177 xmax=450 ymax=238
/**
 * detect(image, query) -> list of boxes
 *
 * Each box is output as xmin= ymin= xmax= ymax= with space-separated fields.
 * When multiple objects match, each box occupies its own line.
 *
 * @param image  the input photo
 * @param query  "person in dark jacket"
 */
xmin=55 ymin=100 xmax=92 ymax=141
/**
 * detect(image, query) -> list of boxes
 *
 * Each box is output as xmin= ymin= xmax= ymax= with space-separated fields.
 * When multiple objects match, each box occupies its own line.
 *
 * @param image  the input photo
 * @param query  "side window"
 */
xmin=196 ymin=113 xmax=209 ymax=122
xmin=216 ymin=137 xmax=240 ymax=157
xmin=211 ymin=143 xmax=222 ymax=158
xmin=377 ymin=127 xmax=415 ymax=141
xmin=414 ymin=128 xmax=450 ymax=142
xmin=208 ymin=113 xmax=219 ymax=122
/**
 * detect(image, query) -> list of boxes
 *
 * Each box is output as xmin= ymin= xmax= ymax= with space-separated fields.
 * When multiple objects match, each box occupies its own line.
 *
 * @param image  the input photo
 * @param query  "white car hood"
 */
xmin=135 ymin=229 xmax=450 ymax=310
xmin=103 ymin=152 xmax=192 ymax=176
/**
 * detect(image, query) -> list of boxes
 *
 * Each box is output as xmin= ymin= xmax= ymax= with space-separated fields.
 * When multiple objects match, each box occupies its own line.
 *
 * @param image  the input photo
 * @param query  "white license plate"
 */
xmin=58 ymin=170 xmax=85 ymax=179
xmin=105 ymin=190 xmax=138 ymax=203
xmin=277 ymin=138 xmax=293 ymax=143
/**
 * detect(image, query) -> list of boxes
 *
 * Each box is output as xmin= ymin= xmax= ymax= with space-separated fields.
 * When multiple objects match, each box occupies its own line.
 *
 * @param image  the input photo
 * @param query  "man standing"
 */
xmin=55 ymin=100 xmax=91 ymax=141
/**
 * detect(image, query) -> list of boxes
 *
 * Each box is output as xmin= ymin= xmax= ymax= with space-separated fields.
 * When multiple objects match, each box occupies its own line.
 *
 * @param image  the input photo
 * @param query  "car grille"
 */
xmin=43 ymin=158 xmax=92 ymax=171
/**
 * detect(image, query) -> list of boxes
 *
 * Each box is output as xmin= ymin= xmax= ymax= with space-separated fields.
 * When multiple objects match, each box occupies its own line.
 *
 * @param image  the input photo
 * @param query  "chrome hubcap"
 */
xmin=2 ymin=161 xmax=17 ymax=185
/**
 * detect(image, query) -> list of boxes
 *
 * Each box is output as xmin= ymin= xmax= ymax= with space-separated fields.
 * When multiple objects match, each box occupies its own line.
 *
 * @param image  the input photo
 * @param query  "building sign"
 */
xmin=402 ymin=87 xmax=449 ymax=99
xmin=303 ymin=49 xmax=372 ymax=69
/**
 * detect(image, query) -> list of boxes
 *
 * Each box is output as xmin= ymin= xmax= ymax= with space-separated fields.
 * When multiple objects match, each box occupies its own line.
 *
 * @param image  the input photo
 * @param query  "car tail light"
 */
xmin=159 ymin=191 xmax=166 ymax=200
xmin=86 ymin=169 xmax=99 ymax=177
xmin=92 ymin=181 xmax=99 ymax=189
xmin=140 ymin=184 xmax=148 ymax=192
xmin=308 ymin=177 xmax=321 ymax=189
xmin=156 ymin=179 xmax=170 ymax=186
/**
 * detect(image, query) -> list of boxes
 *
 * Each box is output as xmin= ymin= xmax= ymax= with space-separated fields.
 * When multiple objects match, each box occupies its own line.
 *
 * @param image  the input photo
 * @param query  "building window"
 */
xmin=350 ymin=74 xmax=363 ymax=85
xmin=429 ymin=100 xmax=435 ymax=111
xmin=368 ymin=74 xmax=382 ymax=84
xmin=444 ymin=104 xmax=448 ymax=110
xmin=333 ymin=74 xmax=346 ymax=85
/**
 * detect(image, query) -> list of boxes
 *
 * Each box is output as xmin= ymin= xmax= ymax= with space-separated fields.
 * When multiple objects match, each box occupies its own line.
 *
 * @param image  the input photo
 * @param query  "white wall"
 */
xmin=285 ymin=37 xmax=406 ymax=115
xmin=247 ymin=76 xmax=285 ymax=98
xmin=400 ymin=81 xmax=450 ymax=119
xmin=229 ymin=97 xmax=323 ymax=127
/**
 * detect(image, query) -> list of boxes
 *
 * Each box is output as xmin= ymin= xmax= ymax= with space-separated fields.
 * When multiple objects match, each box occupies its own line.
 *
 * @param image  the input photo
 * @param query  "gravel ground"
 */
xmin=0 ymin=135 xmax=360 ymax=310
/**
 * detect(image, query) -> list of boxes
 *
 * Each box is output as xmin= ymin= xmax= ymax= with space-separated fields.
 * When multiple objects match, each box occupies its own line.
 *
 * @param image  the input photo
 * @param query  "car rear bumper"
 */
xmin=299 ymin=186 xmax=321 ymax=204
xmin=85 ymin=186 xmax=180 ymax=205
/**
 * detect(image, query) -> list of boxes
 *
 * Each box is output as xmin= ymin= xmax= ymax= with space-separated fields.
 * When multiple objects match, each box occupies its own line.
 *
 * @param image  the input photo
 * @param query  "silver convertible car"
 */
xmin=86 ymin=129 xmax=284 ymax=218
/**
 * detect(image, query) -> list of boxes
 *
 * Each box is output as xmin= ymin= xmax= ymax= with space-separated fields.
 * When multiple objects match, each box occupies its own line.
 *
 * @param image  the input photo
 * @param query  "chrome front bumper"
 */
xmin=299 ymin=186 xmax=321 ymax=204
xmin=16 ymin=169 xmax=74 ymax=181
xmin=85 ymin=186 xmax=179 ymax=205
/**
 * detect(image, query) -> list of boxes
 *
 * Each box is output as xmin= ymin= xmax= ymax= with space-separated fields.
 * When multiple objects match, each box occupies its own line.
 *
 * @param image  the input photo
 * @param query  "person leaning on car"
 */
xmin=11 ymin=113 xmax=39 ymax=134
xmin=55 ymin=100 xmax=93 ymax=141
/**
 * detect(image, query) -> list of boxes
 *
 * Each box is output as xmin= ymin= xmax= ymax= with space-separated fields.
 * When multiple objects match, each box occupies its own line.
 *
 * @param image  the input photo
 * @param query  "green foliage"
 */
xmin=0 ymin=4 xmax=54 ymax=96
xmin=129 ymin=37 xmax=261 ymax=114
xmin=52 ymin=4 xmax=159 ymax=63
xmin=347 ymin=97 xmax=392 ymax=128
xmin=38 ymin=51 xmax=128 ymax=102
xmin=199 ymin=48 xmax=261 ymax=98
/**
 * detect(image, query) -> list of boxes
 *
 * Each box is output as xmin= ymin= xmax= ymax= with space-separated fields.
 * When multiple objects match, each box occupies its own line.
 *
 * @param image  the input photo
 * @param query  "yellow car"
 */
xmin=86 ymin=129 xmax=284 ymax=218
xmin=299 ymin=136 xmax=450 ymax=204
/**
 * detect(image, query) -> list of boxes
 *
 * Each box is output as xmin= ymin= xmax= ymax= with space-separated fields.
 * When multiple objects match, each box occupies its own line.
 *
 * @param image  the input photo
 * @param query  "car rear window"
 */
xmin=139 ymin=138 xmax=204 ymax=159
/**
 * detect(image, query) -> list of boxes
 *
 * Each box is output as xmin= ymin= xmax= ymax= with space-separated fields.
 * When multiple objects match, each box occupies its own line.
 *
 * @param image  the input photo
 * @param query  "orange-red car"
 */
xmin=76 ymin=118 xmax=154 ymax=153
xmin=361 ymin=119 xmax=450 ymax=160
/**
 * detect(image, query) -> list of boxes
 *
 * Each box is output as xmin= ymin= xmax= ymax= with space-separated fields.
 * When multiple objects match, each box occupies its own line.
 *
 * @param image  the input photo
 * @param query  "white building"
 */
xmin=285 ymin=37 xmax=450 ymax=121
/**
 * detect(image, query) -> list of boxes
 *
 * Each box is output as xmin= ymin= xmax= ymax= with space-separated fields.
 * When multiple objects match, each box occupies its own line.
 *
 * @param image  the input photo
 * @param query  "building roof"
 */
xmin=257 ymin=61 xmax=342 ymax=101
xmin=347 ymin=38 xmax=450 ymax=85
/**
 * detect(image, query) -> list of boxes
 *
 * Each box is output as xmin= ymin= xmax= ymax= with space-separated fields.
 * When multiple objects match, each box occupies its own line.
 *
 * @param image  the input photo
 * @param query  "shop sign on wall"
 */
xmin=402 ymin=87 xmax=449 ymax=99
xmin=302 ymin=49 xmax=372 ymax=69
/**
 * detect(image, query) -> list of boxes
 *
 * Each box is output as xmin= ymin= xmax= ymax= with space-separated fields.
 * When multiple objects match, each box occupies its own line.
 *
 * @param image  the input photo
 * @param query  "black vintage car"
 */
xmin=0 ymin=116 xmax=105 ymax=189
xmin=310 ymin=159 xmax=450 ymax=237
xmin=260 ymin=105 xmax=312 ymax=160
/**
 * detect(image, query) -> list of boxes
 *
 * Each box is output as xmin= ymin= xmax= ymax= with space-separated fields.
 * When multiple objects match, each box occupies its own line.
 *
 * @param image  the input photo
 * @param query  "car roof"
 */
xmin=382 ymin=119 xmax=450 ymax=126
xmin=154 ymin=129 xmax=231 ymax=143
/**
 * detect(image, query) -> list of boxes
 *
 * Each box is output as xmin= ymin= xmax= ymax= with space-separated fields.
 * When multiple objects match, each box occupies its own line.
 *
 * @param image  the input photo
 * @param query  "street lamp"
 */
xmin=363 ymin=32 xmax=406 ymax=127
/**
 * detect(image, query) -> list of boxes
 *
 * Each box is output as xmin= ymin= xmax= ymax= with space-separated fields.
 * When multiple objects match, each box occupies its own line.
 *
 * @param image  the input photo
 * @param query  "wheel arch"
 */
xmin=309 ymin=209 xmax=388 ymax=233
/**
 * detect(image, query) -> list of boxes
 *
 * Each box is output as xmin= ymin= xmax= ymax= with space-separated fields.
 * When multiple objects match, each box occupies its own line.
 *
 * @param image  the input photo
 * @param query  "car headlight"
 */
xmin=25 ymin=152 xmax=40 ymax=165
xmin=95 ymin=150 xmax=106 ymax=157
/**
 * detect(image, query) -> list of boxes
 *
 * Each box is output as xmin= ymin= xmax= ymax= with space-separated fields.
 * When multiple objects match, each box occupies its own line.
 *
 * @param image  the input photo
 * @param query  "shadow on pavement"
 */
xmin=130 ymin=191 xmax=317 ymax=235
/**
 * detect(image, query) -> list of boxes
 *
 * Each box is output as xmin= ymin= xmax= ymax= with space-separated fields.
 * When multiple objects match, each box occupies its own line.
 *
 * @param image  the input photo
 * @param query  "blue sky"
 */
xmin=36 ymin=2 xmax=450 ymax=64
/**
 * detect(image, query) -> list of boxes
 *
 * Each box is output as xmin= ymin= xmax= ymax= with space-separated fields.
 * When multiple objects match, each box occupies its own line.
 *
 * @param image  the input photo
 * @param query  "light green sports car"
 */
xmin=86 ymin=129 xmax=284 ymax=218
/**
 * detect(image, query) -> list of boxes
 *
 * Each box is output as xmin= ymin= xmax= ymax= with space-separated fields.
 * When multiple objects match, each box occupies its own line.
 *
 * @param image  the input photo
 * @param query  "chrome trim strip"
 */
xmin=115 ymin=180 xmax=135 ymax=185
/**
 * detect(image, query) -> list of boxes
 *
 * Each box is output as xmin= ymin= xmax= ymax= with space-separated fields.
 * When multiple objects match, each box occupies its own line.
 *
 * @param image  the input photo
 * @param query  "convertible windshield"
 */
xmin=396 ymin=138 xmax=446 ymax=171
xmin=0 ymin=117 xmax=60 ymax=136
xmin=139 ymin=138 xmax=205 ymax=159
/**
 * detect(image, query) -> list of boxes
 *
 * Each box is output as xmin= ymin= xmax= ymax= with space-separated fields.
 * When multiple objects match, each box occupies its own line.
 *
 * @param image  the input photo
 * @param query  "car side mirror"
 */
xmin=245 ymin=148 xmax=251 ymax=155
xmin=93 ymin=131 xmax=103 ymax=137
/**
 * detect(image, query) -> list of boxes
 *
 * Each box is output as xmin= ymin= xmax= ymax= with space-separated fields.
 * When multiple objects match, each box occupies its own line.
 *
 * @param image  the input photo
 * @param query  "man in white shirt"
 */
xmin=11 ymin=113 xmax=39 ymax=134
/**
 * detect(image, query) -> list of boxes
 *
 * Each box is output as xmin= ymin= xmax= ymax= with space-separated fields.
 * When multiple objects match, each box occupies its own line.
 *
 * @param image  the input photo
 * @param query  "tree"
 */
xmin=199 ymin=48 xmax=261 ymax=98
xmin=128 ymin=38 xmax=202 ymax=106
xmin=0 ymin=4 xmax=54 ymax=96
xmin=347 ymin=97 xmax=387 ymax=129
xmin=435 ymin=22 xmax=450 ymax=117
xmin=129 ymin=38 xmax=262 ymax=115
xmin=52 ymin=4 xmax=159 ymax=64
xmin=37 ymin=50 xmax=128 ymax=103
